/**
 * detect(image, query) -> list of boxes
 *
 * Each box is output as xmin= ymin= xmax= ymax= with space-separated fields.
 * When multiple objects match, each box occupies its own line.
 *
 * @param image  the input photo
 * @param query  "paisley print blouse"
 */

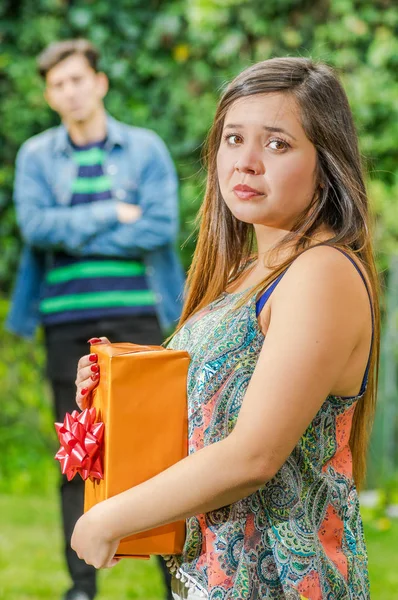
xmin=165 ymin=275 xmax=371 ymax=600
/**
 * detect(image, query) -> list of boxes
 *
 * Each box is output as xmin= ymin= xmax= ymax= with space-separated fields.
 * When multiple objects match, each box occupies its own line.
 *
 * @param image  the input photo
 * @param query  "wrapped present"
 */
xmin=84 ymin=342 xmax=189 ymax=558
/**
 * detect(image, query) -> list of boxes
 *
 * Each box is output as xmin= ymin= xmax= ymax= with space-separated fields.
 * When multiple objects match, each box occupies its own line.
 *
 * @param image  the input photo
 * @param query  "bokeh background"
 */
xmin=0 ymin=0 xmax=397 ymax=598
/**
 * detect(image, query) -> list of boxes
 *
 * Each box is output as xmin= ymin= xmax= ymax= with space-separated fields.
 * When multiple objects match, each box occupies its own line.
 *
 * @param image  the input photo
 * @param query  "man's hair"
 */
xmin=37 ymin=39 xmax=100 ymax=79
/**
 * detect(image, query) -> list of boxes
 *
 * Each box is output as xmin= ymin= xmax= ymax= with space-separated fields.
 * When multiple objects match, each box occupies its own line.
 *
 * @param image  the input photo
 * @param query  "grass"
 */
xmin=0 ymin=493 xmax=165 ymax=600
xmin=365 ymin=518 xmax=398 ymax=598
xmin=0 ymin=491 xmax=397 ymax=599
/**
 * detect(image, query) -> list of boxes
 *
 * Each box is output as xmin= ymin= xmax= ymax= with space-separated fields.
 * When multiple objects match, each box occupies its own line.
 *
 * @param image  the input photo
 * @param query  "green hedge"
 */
xmin=0 ymin=0 xmax=397 ymax=491
xmin=0 ymin=298 xmax=56 ymax=492
xmin=1 ymin=0 xmax=397 ymax=283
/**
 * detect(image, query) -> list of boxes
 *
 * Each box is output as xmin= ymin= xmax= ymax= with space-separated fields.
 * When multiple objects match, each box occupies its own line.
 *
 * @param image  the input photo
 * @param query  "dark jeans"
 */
xmin=45 ymin=314 xmax=172 ymax=600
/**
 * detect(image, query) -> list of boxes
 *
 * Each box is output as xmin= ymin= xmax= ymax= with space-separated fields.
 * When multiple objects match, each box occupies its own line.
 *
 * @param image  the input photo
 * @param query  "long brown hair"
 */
xmin=178 ymin=57 xmax=380 ymax=488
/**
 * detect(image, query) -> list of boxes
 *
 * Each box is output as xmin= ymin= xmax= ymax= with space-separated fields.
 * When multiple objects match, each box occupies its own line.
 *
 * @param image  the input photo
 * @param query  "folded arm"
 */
xmin=14 ymin=132 xmax=178 ymax=256
xmin=14 ymin=144 xmax=119 ymax=253
xmin=77 ymin=136 xmax=179 ymax=256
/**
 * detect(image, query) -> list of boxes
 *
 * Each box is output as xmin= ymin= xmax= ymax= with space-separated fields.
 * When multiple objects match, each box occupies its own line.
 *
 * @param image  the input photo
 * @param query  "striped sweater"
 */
xmin=40 ymin=139 xmax=156 ymax=326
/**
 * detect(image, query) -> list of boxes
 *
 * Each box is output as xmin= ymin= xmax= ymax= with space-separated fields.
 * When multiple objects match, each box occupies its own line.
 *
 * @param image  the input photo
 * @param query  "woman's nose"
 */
xmin=234 ymin=148 xmax=264 ymax=176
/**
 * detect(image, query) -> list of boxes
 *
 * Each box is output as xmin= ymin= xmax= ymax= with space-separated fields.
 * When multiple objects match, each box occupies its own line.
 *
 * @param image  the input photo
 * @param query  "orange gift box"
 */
xmin=84 ymin=342 xmax=189 ymax=558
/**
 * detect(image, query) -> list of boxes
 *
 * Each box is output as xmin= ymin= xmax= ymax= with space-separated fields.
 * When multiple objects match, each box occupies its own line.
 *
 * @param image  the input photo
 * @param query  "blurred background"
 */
xmin=0 ymin=0 xmax=397 ymax=598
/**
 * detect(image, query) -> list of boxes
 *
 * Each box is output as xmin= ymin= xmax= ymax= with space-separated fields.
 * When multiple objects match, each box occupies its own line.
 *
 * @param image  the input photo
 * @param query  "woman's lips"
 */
xmin=233 ymin=184 xmax=264 ymax=199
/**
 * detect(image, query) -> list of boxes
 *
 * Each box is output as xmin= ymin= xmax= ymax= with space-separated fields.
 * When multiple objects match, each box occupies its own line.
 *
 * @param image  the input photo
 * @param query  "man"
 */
xmin=7 ymin=39 xmax=185 ymax=600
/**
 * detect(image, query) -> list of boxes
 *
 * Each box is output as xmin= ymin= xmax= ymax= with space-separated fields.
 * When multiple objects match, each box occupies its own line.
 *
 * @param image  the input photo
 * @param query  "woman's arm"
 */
xmin=72 ymin=245 xmax=372 ymax=568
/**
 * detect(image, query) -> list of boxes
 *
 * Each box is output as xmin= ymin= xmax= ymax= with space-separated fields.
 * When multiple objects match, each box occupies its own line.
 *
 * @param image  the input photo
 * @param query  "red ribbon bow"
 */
xmin=54 ymin=407 xmax=104 ymax=481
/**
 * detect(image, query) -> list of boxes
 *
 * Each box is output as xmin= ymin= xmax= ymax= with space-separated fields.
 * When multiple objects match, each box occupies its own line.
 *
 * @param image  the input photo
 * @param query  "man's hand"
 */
xmin=116 ymin=202 xmax=142 ymax=223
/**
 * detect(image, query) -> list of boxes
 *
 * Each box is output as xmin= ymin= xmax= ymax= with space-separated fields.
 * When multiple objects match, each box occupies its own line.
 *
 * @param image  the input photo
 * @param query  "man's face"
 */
xmin=44 ymin=54 xmax=108 ymax=123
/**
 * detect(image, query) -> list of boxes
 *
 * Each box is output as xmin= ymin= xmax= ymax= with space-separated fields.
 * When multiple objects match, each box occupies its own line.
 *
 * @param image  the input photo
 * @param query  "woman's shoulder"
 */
xmin=262 ymin=245 xmax=373 ymax=370
xmin=286 ymin=244 xmax=368 ymax=286
xmin=272 ymin=244 xmax=372 ymax=312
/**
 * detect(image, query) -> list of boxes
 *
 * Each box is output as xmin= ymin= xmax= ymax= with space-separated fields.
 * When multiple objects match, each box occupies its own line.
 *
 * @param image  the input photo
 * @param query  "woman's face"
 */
xmin=216 ymin=93 xmax=318 ymax=231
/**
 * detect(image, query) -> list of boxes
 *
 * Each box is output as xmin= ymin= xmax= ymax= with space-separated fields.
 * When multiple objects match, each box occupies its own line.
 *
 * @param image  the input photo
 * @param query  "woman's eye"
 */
xmin=225 ymin=134 xmax=243 ymax=146
xmin=268 ymin=138 xmax=289 ymax=151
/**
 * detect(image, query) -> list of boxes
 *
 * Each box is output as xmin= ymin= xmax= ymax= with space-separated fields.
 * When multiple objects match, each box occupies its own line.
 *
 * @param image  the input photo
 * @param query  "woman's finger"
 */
xmin=75 ymin=361 xmax=99 ymax=386
xmin=77 ymin=352 xmax=97 ymax=373
xmin=75 ymin=336 xmax=110 ymax=411
xmin=75 ymin=361 xmax=100 ymax=410
xmin=76 ymin=379 xmax=97 ymax=410
xmin=76 ymin=391 xmax=91 ymax=411
xmin=76 ymin=373 xmax=99 ymax=396
xmin=88 ymin=336 xmax=111 ymax=345
xmin=104 ymin=557 xmax=121 ymax=568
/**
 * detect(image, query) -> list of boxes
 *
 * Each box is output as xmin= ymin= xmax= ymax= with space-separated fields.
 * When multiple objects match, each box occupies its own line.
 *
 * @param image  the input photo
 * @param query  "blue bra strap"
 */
xmin=255 ymin=271 xmax=287 ymax=317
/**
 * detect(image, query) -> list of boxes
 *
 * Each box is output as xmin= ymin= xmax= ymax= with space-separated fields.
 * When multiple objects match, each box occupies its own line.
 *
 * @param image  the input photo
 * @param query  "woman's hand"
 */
xmin=71 ymin=506 xmax=121 ymax=569
xmin=75 ymin=336 xmax=111 ymax=410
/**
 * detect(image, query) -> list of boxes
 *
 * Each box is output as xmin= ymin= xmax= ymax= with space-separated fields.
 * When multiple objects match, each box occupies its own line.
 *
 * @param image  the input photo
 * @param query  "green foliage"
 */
xmin=0 ymin=298 xmax=56 ymax=493
xmin=0 ymin=0 xmax=397 ymax=490
xmin=1 ymin=0 xmax=397 ymax=280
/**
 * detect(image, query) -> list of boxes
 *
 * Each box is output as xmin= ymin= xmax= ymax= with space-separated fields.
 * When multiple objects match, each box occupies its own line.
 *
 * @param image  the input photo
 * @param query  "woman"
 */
xmin=72 ymin=57 xmax=379 ymax=599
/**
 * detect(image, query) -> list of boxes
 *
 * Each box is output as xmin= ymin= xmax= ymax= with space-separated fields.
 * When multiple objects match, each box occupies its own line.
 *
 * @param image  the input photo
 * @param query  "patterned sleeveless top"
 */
xmin=165 ymin=253 xmax=371 ymax=600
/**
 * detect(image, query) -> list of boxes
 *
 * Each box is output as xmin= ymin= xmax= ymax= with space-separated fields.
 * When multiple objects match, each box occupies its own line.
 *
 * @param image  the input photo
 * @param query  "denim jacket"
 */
xmin=6 ymin=114 xmax=186 ymax=338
